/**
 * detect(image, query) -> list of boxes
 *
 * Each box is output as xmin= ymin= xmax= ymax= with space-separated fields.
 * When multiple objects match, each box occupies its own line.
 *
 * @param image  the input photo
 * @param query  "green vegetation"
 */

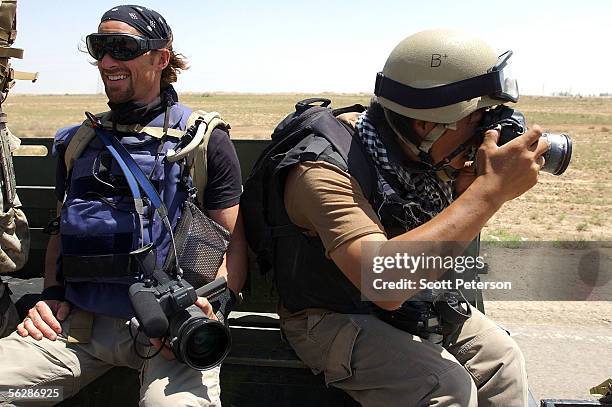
xmin=576 ymin=222 xmax=589 ymax=231
xmin=481 ymin=228 xmax=523 ymax=242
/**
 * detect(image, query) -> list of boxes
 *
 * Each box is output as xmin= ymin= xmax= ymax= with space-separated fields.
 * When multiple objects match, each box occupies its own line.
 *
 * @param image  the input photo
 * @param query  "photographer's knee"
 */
xmin=491 ymin=329 xmax=526 ymax=372
xmin=432 ymin=365 xmax=478 ymax=406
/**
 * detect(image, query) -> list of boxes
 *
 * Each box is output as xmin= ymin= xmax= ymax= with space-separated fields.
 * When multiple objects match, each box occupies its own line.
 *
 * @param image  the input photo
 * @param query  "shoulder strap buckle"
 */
xmin=167 ymin=110 xmax=229 ymax=206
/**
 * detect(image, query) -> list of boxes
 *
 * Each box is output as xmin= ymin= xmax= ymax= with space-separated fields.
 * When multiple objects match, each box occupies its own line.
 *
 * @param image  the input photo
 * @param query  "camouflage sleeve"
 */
xmin=0 ymin=193 xmax=29 ymax=273
xmin=0 ymin=0 xmax=31 ymax=274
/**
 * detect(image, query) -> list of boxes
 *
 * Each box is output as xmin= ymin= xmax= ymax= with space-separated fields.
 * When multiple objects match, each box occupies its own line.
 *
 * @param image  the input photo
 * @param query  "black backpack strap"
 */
xmin=310 ymin=109 xmax=376 ymax=201
xmin=241 ymin=99 xmax=377 ymax=276
xmin=332 ymin=103 xmax=366 ymax=117
xmin=295 ymin=98 xmax=331 ymax=112
xmin=273 ymin=100 xmax=375 ymax=203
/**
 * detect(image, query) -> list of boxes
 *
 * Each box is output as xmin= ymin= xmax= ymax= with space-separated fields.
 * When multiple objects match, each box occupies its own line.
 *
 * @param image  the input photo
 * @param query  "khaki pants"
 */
xmin=0 ymin=308 xmax=221 ymax=406
xmin=281 ymin=307 xmax=528 ymax=407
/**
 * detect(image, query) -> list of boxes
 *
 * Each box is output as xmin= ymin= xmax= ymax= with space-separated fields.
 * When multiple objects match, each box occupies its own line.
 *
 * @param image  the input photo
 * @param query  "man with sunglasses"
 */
xmin=267 ymin=30 xmax=548 ymax=406
xmin=0 ymin=5 xmax=246 ymax=406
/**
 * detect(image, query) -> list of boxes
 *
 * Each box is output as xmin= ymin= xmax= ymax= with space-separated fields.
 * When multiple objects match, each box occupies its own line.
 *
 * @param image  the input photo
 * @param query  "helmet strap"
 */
xmin=411 ymin=122 xmax=468 ymax=182
xmin=383 ymin=109 xmax=465 ymax=181
xmin=431 ymin=131 xmax=481 ymax=181
xmin=419 ymin=122 xmax=455 ymax=153
xmin=414 ymin=123 xmax=455 ymax=166
xmin=435 ymin=167 xmax=457 ymax=182
xmin=383 ymin=108 xmax=423 ymax=158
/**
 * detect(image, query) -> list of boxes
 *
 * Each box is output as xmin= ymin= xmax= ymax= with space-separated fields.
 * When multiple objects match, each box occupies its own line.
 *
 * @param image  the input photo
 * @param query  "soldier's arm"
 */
xmin=202 ymin=128 xmax=246 ymax=297
xmin=16 ymin=201 xmax=70 ymax=340
xmin=208 ymin=205 xmax=247 ymax=297
xmin=330 ymin=128 xmax=548 ymax=311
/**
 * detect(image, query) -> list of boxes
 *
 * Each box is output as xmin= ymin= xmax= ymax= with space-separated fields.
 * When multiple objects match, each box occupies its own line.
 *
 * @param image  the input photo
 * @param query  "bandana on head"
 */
xmin=100 ymin=5 xmax=171 ymax=40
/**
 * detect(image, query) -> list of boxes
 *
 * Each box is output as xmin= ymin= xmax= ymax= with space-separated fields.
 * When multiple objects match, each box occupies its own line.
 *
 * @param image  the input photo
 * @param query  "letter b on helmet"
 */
xmin=375 ymin=29 xmax=513 ymax=124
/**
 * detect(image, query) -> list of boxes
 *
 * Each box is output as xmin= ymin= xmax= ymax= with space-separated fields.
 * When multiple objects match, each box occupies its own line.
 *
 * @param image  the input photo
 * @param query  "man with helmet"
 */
xmin=0 ymin=5 xmax=246 ymax=406
xmin=275 ymin=29 xmax=546 ymax=406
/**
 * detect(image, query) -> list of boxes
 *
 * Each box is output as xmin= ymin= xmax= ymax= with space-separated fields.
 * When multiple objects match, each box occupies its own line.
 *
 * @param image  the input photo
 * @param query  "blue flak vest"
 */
xmin=53 ymin=103 xmax=194 ymax=319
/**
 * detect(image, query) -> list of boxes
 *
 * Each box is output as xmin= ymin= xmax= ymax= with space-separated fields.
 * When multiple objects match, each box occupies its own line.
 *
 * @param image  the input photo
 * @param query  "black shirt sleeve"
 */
xmin=203 ymin=127 xmax=243 ymax=210
xmin=55 ymin=157 xmax=68 ymax=202
xmin=52 ymin=128 xmax=76 ymax=202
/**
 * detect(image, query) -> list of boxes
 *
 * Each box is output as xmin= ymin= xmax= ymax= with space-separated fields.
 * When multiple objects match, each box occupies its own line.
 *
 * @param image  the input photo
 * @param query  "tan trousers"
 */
xmin=281 ymin=307 xmax=528 ymax=407
xmin=0 ymin=308 xmax=221 ymax=406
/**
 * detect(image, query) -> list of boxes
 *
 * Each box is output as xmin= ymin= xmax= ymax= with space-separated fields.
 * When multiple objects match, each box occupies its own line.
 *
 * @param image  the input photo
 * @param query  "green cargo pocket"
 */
xmin=306 ymin=312 xmax=361 ymax=386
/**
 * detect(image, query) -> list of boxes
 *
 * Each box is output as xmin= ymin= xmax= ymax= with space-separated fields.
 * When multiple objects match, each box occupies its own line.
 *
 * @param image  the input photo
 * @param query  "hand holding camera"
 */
xmin=472 ymin=106 xmax=572 ymax=203
xmin=474 ymin=124 xmax=545 ymax=202
xmin=129 ymin=272 xmax=231 ymax=370
xmin=453 ymin=161 xmax=477 ymax=197
xmin=149 ymin=296 xmax=218 ymax=361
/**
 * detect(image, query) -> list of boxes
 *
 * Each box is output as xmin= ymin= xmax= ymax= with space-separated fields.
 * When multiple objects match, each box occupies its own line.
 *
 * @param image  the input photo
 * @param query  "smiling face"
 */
xmin=97 ymin=20 xmax=169 ymax=105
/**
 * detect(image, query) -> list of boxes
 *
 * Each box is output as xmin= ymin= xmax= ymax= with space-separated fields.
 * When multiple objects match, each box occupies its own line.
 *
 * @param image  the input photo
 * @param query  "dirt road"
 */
xmin=6 ymin=278 xmax=611 ymax=403
xmin=486 ymin=301 xmax=611 ymax=402
xmin=481 ymin=245 xmax=611 ymax=402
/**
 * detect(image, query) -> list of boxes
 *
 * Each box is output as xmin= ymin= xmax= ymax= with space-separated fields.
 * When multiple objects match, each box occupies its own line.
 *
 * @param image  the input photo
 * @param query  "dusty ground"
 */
xmin=486 ymin=301 xmax=611 ymax=402
xmin=3 ymin=93 xmax=611 ymax=402
xmin=5 ymin=93 xmax=611 ymax=241
xmin=480 ymin=244 xmax=611 ymax=402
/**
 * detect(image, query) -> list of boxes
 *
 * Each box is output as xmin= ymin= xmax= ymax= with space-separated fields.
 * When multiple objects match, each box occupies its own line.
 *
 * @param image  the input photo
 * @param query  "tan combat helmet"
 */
xmin=373 ymin=29 xmax=519 ymax=170
xmin=375 ymin=29 xmax=518 ymax=124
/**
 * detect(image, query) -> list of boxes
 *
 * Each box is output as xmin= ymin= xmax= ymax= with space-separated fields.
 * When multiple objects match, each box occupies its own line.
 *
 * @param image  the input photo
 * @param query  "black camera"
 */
xmin=375 ymin=291 xmax=472 ymax=341
xmin=129 ymin=270 xmax=231 ymax=370
xmin=479 ymin=105 xmax=572 ymax=175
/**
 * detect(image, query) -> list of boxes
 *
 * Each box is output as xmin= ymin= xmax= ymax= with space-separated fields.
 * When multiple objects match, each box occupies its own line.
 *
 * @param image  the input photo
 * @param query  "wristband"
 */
xmin=212 ymin=289 xmax=237 ymax=325
xmin=43 ymin=216 xmax=61 ymax=235
xmin=41 ymin=285 xmax=65 ymax=301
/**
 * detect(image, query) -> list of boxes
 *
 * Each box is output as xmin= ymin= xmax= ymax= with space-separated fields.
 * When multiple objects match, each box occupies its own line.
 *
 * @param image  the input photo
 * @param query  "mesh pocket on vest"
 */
xmin=170 ymin=201 xmax=230 ymax=289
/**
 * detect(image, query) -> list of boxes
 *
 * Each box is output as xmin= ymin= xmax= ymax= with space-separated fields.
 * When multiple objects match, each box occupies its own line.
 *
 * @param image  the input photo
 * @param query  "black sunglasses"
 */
xmin=86 ymin=33 xmax=169 ymax=61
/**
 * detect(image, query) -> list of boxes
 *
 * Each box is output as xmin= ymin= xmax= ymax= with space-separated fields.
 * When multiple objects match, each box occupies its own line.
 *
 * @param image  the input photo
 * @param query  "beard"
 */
xmin=104 ymin=79 xmax=135 ymax=104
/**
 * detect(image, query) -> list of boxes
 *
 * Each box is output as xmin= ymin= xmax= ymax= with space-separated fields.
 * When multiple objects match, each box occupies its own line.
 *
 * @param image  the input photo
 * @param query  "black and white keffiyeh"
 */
xmin=356 ymin=110 xmax=453 ymax=230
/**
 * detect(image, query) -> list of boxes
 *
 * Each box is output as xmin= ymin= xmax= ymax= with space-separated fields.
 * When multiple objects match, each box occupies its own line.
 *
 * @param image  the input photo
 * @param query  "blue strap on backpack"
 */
xmin=86 ymin=112 xmax=180 ymax=275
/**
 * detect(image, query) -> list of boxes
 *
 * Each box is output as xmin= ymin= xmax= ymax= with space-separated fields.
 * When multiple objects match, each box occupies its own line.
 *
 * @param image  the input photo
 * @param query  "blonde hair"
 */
xmin=161 ymin=42 xmax=189 ymax=87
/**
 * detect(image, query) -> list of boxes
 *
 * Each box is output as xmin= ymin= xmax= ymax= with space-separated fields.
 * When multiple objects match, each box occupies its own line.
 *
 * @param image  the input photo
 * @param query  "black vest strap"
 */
xmin=62 ymin=253 xmax=138 ymax=278
xmin=270 ymin=106 xmax=378 ymax=314
xmin=0 ymin=282 xmax=12 ymax=315
xmin=311 ymin=110 xmax=376 ymax=200
xmin=270 ymin=224 xmax=305 ymax=238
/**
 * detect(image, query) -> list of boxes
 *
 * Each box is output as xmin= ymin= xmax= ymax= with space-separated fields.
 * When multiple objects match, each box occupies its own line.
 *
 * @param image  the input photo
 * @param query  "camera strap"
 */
xmin=433 ymin=290 xmax=472 ymax=338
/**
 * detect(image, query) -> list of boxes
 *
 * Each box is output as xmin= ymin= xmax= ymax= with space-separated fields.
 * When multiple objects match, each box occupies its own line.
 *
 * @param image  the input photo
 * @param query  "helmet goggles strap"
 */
xmin=374 ymin=50 xmax=518 ymax=109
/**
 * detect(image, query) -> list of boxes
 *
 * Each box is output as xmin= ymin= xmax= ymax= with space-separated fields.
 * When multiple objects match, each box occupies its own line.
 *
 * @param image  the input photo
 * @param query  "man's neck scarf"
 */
xmin=108 ymin=85 xmax=178 ymax=126
xmin=356 ymin=110 xmax=453 ymax=231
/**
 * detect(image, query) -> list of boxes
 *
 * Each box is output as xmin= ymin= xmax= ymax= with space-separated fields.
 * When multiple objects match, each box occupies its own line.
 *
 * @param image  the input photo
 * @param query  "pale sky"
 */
xmin=9 ymin=0 xmax=612 ymax=96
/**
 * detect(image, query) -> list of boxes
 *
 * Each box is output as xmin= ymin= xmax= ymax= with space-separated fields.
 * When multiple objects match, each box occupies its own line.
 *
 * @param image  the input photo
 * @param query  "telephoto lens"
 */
xmin=540 ymin=133 xmax=572 ymax=175
xmin=168 ymin=304 xmax=232 ymax=371
xmin=483 ymin=106 xmax=573 ymax=175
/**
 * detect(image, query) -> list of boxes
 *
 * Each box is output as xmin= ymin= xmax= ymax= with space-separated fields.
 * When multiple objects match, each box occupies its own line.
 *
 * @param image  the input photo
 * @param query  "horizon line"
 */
xmin=8 ymin=92 xmax=612 ymax=98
